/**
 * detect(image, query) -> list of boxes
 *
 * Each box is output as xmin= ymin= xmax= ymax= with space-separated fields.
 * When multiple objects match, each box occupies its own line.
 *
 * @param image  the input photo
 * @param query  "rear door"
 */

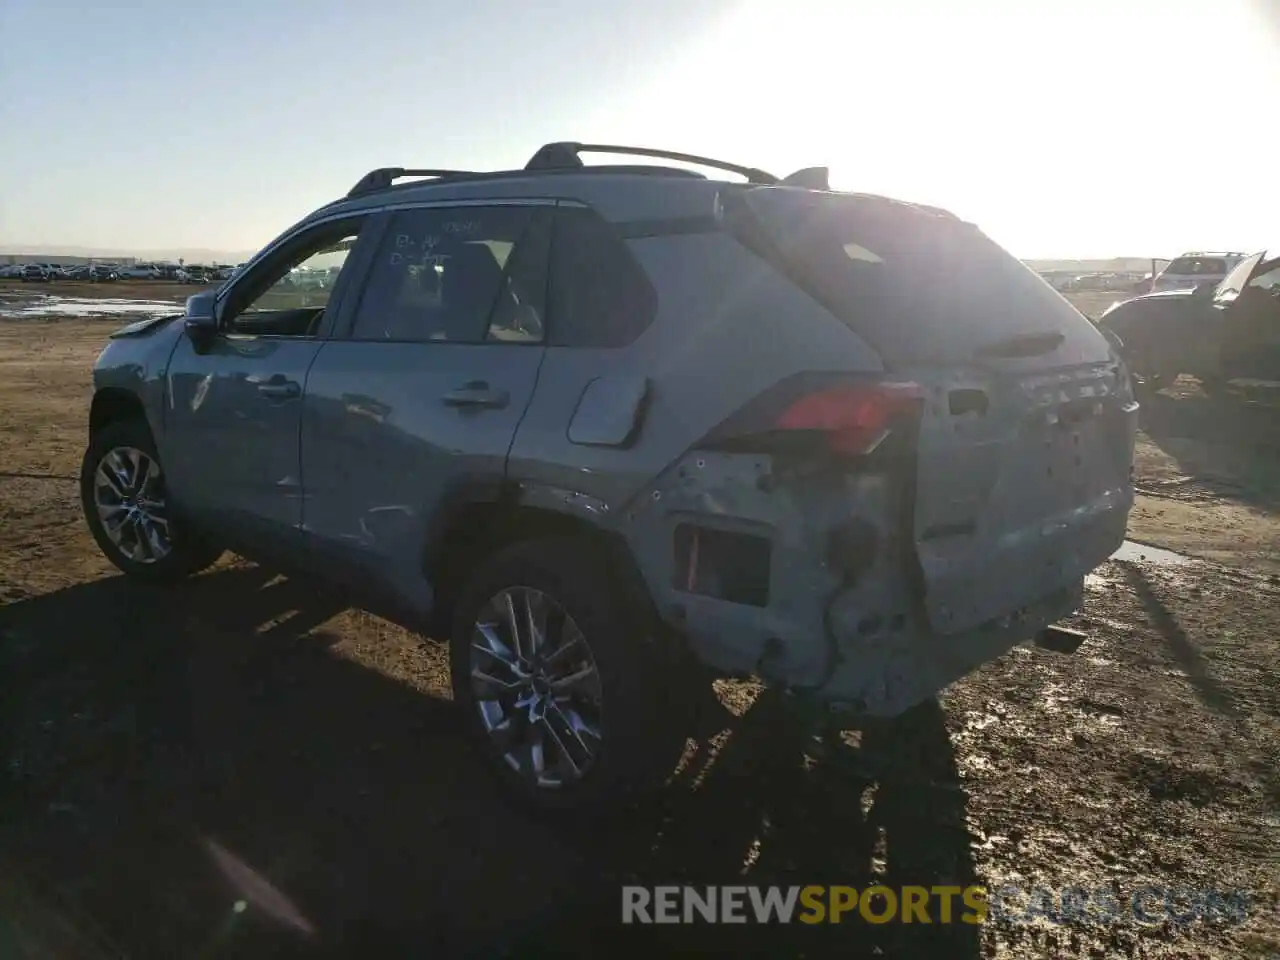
xmin=299 ymin=202 xmax=552 ymax=614
xmin=733 ymin=188 xmax=1137 ymax=633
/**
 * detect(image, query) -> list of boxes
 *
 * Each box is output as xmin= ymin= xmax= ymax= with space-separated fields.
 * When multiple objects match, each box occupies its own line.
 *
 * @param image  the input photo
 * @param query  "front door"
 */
xmin=162 ymin=215 xmax=376 ymax=552
xmin=300 ymin=203 xmax=552 ymax=614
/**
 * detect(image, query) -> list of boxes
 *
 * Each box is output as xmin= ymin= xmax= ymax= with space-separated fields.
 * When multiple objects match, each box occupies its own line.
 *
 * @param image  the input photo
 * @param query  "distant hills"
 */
xmin=0 ymin=244 xmax=257 ymax=264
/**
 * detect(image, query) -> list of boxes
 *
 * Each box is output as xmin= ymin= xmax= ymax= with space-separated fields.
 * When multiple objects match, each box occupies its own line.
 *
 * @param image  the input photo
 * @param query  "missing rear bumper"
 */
xmin=812 ymin=585 xmax=1084 ymax=716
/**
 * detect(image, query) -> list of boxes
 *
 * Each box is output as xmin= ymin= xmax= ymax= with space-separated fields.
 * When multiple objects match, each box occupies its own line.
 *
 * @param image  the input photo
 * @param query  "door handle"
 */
xmin=441 ymin=381 xmax=509 ymax=409
xmin=258 ymin=380 xmax=301 ymax=400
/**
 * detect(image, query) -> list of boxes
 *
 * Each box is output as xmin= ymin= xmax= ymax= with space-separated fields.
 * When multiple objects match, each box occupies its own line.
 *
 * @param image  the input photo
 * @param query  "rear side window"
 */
xmin=1166 ymin=256 xmax=1227 ymax=276
xmin=547 ymin=207 xmax=658 ymax=348
xmin=350 ymin=205 xmax=550 ymax=343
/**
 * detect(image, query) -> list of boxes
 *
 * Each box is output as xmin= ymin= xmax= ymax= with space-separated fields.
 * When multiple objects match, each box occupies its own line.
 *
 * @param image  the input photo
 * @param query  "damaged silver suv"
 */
xmin=80 ymin=142 xmax=1137 ymax=811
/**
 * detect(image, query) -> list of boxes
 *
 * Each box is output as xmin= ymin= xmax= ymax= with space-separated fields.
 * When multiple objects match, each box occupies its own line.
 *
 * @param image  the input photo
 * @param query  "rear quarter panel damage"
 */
xmin=613 ymin=446 xmax=1093 ymax=717
xmin=615 ymin=449 xmax=914 ymax=695
xmin=507 ymin=220 xmax=1135 ymax=717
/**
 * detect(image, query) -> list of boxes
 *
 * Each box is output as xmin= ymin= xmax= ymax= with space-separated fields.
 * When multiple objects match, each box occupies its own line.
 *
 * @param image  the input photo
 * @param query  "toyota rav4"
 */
xmin=81 ymin=142 xmax=1137 ymax=811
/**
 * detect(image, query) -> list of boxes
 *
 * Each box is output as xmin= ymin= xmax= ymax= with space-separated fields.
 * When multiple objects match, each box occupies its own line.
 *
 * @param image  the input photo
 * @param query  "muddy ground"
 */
xmin=1 ymin=300 xmax=1277 ymax=958
xmin=0 ymin=280 xmax=208 ymax=303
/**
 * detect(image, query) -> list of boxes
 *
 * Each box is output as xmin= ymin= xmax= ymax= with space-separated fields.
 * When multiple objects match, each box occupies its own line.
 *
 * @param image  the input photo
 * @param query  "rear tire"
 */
xmin=449 ymin=538 xmax=691 ymax=816
xmin=81 ymin=417 xmax=223 ymax=582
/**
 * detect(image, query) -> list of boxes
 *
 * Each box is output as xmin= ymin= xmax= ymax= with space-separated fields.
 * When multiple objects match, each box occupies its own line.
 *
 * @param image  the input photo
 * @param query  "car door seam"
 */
xmin=297 ymin=339 xmax=331 ymax=534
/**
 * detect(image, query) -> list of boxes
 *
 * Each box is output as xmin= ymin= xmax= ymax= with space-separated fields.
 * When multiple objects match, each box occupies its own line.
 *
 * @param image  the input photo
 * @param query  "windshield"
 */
xmin=1213 ymin=250 xmax=1266 ymax=303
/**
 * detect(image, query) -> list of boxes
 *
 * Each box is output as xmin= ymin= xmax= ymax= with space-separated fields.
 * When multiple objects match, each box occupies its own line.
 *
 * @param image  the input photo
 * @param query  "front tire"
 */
xmin=449 ymin=538 xmax=690 ymax=815
xmin=81 ymin=417 xmax=223 ymax=582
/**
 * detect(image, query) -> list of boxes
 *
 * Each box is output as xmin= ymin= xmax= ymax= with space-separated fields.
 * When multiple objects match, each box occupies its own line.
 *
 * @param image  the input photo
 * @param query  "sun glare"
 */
xmin=585 ymin=0 xmax=1279 ymax=257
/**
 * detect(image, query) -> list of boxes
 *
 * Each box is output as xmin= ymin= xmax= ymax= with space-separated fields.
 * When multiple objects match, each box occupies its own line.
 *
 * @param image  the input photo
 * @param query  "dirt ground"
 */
xmin=1 ymin=298 xmax=1278 ymax=958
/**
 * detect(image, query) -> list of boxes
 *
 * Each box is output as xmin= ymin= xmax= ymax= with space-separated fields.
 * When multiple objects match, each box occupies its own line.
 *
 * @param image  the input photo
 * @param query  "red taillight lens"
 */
xmin=701 ymin=375 xmax=926 ymax=459
xmin=773 ymin=381 xmax=924 ymax=455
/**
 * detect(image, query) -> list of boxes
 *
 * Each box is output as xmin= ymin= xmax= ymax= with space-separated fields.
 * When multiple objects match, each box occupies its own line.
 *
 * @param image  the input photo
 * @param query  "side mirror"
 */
xmin=183 ymin=290 xmax=219 ymax=353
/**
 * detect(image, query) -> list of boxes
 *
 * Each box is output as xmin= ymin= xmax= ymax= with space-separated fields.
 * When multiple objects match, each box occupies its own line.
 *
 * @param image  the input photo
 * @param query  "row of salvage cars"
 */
xmin=1097 ymin=247 xmax=1280 ymax=390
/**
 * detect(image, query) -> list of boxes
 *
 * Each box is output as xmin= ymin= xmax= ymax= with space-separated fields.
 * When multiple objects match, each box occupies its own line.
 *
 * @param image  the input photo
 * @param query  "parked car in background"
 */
xmin=1151 ymin=251 xmax=1247 ymax=293
xmin=21 ymin=264 xmax=48 ymax=281
xmin=1098 ymin=247 xmax=1280 ymax=387
xmin=0 ymin=264 xmax=24 ymax=278
xmin=119 ymin=264 xmax=162 ymax=280
xmin=79 ymin=142 xmax=1136 ymax=812
xmin=1065 ymin=272 xmax=1140 ymax=292
xmin=68 ymin=265 xmax=116 ymax=281
xmin=1042 ymin=271 xmax=1146 ymax=294
xmin=193 ymin=267 xmax=222 ymax=284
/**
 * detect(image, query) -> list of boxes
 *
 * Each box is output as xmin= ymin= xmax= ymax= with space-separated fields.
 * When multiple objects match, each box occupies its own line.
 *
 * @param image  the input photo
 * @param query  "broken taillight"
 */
xmin=703 ymin=375 xmax=925 ymax=458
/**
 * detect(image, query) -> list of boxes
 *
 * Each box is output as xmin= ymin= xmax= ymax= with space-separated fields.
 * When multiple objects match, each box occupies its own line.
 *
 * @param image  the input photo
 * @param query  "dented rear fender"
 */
xmin=615 ymin=448 xmax=917 ymax=689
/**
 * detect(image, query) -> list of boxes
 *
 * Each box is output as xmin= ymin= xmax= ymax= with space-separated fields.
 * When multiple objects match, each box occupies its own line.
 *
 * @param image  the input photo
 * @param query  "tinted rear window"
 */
xmin=729 ymin=189 xmax=1094 ymax=365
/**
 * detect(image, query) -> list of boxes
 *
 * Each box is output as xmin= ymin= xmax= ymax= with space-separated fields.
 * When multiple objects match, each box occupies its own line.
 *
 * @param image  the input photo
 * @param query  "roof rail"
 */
xmin=346 ymin=167 xmax=472 ymax=198
xmin=525 ymin=142 xmax=779 ymax=184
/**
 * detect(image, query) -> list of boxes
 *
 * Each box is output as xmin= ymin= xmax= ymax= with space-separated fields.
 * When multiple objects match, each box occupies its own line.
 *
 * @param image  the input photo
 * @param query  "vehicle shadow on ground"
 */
xmin=1114 ymin=560 xmax=1280 ymax=812
xmin=0 ymin=567 xmax=982 ymax=959
xmin=1114 ymin=561 xmax=1239 ymax=720
xmin=1137 ymin=381 xmax=1280 ymax=513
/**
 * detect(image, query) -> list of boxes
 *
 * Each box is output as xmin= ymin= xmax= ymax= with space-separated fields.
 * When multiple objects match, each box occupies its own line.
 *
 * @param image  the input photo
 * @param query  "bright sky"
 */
xmin=1 ymin=0 xmax=1277 ymax=259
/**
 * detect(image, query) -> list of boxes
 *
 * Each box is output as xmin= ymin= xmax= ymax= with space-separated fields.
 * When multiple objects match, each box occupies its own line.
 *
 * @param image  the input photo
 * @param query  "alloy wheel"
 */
xmin=469 ymin=586 xmax=603 ymax=788
xmin=92 ymin=446 xmax=172 ymax=563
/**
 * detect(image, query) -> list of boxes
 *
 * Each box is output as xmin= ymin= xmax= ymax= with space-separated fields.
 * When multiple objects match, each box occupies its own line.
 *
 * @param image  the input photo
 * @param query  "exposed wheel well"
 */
xmin=425 ymin=503 xmax=661 ymax=642
xmin=89 ymin=388 xmax=146 ymax=437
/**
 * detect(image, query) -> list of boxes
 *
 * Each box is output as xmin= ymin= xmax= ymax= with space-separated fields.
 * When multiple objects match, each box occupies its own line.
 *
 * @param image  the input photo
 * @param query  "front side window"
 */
xmin=349 ymin=205 xmax=550 ymax=343
xmin=222 ymin=218 xmax=364 ymax=336
xmin=238 ymin=234 xmax=357 ymax=316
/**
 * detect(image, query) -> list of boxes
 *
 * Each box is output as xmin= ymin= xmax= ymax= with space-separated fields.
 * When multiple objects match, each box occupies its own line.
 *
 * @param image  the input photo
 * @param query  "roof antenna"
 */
xmin=779 ymin=166 xmax=829 ymax=190
xmin=525 ymin=142 xmax=584 ymax=170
